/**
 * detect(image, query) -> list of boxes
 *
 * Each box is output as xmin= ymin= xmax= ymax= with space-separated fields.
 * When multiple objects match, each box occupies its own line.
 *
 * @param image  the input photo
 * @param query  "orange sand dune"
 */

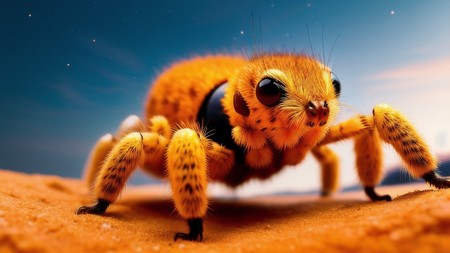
xmin=0 ymin=169 xmax=449 ymax=253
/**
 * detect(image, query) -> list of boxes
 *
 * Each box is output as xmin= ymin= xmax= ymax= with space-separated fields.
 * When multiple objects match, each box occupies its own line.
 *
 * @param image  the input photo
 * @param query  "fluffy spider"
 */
xmin=76 ymin=53 xmax=450 ymax=242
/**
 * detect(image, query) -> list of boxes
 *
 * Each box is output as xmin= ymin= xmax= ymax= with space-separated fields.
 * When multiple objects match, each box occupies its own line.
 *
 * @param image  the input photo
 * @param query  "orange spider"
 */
xmin=76 ymin=53 xmax=450 ymax=241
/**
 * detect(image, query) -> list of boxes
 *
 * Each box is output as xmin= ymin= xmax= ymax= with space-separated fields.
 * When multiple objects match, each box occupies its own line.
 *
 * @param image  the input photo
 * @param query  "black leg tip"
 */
xmin=422 ymin=171 xmax=450 ymax=189
xmin=174 ymin=218 xmax=203 ymax=242
xmin=364 ymin=186 xmax=392 ymax=201
xmin=174 ymin=232 xmax=203 ymax=242
xmin=76 ymin=199 xmax=110 ymax=215
xmin=320 ymin=190 xmax=331 ymax=197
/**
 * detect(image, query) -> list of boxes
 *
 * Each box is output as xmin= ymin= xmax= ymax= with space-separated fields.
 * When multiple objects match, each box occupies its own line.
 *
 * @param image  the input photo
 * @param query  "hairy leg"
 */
xmin=83 ymin=133 xmax=116 ymax=191
xmin=83 ymin=115 xmax=145 ymax=189
xmin=311 ymin=146 xmax=340 ymax=196
xmin=167 ymin=128 xmax=208 ymax=242
xmin=353 ymin=118 xmax=390 ymax=201
xmin=317 ymin=105 xmax=450 ymax=200
xmin=318 ymin=116 xmax=371 ymax=146
xmin=140 ymin=116 xmax=171 ymax=177
xmin=373 ymin=104 xmax=449 ymax=188
xmin=77 ymin=131 xmax=168 ymax=215
xmin=205 ymin=141 xmax=235 ymax=180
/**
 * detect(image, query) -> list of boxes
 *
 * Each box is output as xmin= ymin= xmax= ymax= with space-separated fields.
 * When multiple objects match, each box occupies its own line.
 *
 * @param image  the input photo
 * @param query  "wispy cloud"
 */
xmin=88 ymin=63 xmax=141 ymax=91
xmin=78 ymin=37 xmax=147 ymax=72
xmin=366 ymin=56 xmax=450 ymax=92
xmin=93 ymin=40 xmax=147 ymax=71
xmin=53 ymin=81 xmax=93 ymax=106
xmin=73 ymin=37 xmax=150 ymax=95
xmin=363 ymin=56 xmax=450 ymax=154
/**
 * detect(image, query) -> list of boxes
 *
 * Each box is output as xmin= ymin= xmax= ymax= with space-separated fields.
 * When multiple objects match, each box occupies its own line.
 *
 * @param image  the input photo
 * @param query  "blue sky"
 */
xmin=0 ymin=0 xmax=449 ymax=193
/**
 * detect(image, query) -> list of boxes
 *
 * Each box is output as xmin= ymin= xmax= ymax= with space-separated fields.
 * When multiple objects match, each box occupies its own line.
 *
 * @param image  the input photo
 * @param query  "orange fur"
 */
xmin=145 ymin=55 xmax=246 ymax=124
xmin=85 ymin=52 xmax=443 ymax=199
xmin=79 ymin=53 xmax=447 ymax=242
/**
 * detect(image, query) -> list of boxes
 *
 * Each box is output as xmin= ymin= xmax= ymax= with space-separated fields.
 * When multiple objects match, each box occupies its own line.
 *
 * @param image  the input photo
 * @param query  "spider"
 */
xmin=76 ymin=53 xmax=450 ymax=241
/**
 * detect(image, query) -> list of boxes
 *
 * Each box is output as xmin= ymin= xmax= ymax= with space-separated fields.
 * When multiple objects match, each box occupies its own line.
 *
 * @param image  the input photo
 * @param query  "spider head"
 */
xmin=227 ymin=53 xmax=341 ymax=150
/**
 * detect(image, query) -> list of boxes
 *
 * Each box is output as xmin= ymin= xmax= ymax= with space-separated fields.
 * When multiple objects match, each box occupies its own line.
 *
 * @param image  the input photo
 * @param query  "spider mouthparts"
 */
xmin=306 ymin=101 xmax=329 ymax=127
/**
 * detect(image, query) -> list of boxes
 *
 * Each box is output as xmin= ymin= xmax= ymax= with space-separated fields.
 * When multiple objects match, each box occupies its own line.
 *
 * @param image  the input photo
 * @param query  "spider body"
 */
xmin=77 ymin=53 xmax=450 ymax=242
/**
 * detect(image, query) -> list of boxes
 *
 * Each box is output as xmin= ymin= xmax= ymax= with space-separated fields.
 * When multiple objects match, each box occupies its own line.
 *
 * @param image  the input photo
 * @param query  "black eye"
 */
xmin=331 ymin=72 xmax=341 ymax=97
xmin=255 ymin=78 xmax=285 ymax=107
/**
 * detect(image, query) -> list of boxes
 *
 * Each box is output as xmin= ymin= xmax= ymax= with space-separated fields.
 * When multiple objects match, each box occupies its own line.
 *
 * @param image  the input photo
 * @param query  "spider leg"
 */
xmin=319 ymin=116 xmax=389 ymax=200
xmin=77 ymin=131 xmax=168 ymax=215
xmin=316 ymin=115 xmax=389 ymax=200
xmin=174 ymin=218 xmax=203 ymax=242
xmin=83 ymin=133 xmax=116 ymax=191
xmin=353 ymin=122 xmax=391 ymax=201
xmin=317 ymin=104 xmax=450 ymax=201
xmin=83 ymin=115 xmax=145 ymax=190
xmin=373 ymin=104 xmax=450 ymax=189
xmin=312 ymin=146 xmax=339 ymax=196
xmin=167 ymin=128 xmax=208 ymax=242
xmin=204 ymin=141 xmax=234 ymax=181
xmin=313 ymin=116 xmax=372 ymax=198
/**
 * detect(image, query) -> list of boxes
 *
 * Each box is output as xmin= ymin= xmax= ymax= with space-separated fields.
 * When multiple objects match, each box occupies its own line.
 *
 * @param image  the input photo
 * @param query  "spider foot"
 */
xmin=422 ymin=171 xmax=450 ymax=189
xmin=76 ymin=199 xmax=110 ymax=215
xmin=364 ymin=186 xmax=392 ymax=201
xmin=320 ymin=190 xmax=331 ymax=197
xmin=174 ymin=218 xmax=203 ymax=242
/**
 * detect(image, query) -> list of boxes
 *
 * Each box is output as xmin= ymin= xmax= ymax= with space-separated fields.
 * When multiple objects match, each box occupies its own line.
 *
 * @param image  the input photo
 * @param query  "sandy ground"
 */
xmin=0 ymin=169 xmax=449 ymax=253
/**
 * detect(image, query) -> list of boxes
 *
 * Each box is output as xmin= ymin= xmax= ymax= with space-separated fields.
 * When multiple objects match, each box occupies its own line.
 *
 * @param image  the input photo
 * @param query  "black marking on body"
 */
xmin=173 ymin=100 xmax=181 ymax=113
xmin=196 ymin=82 xmax=240 ymax=151
xmin=189 ymin=87 xmax=198 ymax=98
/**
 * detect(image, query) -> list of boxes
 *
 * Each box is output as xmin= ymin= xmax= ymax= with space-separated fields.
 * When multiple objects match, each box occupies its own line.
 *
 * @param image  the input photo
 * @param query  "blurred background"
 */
xmin=1 ymin=0 xmax=449 ymax=196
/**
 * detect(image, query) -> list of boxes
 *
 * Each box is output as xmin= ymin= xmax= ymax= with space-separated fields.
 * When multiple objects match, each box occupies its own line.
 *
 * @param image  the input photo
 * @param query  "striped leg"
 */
xmin=353 ymin=117 xmax=389 ymax=201
xmin=83 ymin=115 xmax=145 ymax=190
xmin=76 ymin=131 xmax=168 ymax=215
xmin=316 ymin=104 xmax=449 ymax=201
xmin=373 ymin=104 xmax=450 ymax=189
xmin=83 ymin=133 xmax=116 ymax=191
xmin=167 ymin=128 xmax=208 ymax=242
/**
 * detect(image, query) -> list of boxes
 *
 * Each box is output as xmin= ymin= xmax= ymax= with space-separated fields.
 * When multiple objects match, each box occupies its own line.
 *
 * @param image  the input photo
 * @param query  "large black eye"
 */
xmin=331 ymin=72 xmax=341 ymax=97
xmin=255 ymin=78 xmax=285 ymax=107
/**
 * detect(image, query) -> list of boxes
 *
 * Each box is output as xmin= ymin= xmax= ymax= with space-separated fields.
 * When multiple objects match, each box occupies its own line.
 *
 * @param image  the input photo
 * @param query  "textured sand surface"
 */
xmin=0 ymin=169 xmax=449 ymax=253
